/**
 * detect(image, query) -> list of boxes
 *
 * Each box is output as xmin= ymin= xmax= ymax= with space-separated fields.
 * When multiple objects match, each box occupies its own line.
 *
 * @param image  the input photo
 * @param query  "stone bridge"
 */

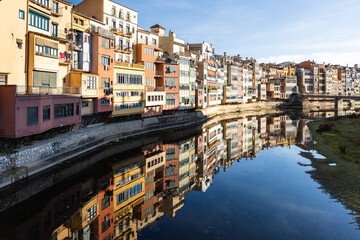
xmin=287 ymin=94 xmax=360 ymax=113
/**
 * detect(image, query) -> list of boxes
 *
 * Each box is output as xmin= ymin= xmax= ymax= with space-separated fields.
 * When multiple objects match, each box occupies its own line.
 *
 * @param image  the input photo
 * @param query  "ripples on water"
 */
xmin=0 ymin=111 xmax=359 ymax=240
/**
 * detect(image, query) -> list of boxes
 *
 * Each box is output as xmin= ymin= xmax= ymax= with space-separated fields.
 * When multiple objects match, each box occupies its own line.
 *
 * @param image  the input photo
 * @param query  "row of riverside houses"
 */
xmin=0 ymin=0 xmax=360 ymax=140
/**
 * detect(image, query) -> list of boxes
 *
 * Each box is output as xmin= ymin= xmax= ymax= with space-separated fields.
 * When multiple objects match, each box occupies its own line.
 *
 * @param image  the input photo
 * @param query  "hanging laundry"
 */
xmin=60 ymin=52 xmax=65 ymax=59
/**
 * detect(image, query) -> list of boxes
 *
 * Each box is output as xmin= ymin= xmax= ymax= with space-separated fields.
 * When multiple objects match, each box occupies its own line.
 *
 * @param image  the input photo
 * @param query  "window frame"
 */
xmin=19 ymin=10 xmax=25 ymax=20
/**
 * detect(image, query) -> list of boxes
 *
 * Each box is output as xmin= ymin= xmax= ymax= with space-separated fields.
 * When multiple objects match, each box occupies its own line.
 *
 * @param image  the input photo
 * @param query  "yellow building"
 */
xmin=0 ymin=0 xmax=27 ymax=86
xmin=283 ymin=65 xmax=296 ymax=77
xmin=113 ymin=62 xmax=145 ymax=117
xmin=27 ymin=0 xmax=74 ymax=93
xmin=113 ymin=154 xmax=145 ymax=240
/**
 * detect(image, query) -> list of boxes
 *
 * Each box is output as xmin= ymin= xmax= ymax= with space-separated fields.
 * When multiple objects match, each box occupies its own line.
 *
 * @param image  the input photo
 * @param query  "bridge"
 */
xmin=288 ymin=94 xmax=360 ymax=114
xmin=301 ymin=94 xmax=360 ymax=100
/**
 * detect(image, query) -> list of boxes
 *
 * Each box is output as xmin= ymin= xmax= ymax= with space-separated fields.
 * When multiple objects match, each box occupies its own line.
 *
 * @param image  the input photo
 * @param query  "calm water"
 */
xmin=0 ymin=111 xmax=359 ymax=240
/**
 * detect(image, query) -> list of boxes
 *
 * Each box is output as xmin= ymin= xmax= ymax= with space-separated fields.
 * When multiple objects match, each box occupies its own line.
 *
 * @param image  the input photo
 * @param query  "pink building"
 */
xmin=0 ymin=85 xmax=81 ymax=138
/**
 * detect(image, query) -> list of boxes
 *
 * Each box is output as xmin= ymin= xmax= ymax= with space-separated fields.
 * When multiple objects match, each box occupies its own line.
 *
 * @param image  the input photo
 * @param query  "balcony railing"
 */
xmin=15 ymin=86 xmax=81 ymax=95
xmin=110 ymin=27 xmax=133 ymax=38
xmin=114 ymin=45 xmax=131 ymax=54
xmin=114 ymin=61 xmax=145 ymax=69
xmin=155 ymin=70 xmax=163 ymax=76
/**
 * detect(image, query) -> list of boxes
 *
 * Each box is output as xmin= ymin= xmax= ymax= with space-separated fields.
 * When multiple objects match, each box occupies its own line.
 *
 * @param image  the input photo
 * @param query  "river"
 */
xmin=0 ymin=111 xmax=359 ymax=240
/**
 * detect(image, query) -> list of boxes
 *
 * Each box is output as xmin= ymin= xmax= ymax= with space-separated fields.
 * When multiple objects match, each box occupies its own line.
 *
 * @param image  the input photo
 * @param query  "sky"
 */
xmin=70 ymin=0 xmax=360 ymax=66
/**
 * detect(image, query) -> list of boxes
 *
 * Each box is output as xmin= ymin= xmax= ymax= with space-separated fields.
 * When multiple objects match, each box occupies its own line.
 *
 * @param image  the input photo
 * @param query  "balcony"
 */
xmin=114 ymin=45 xmax=131 ymax=54
xmin=155 ymin=70 xmax=163 ymax=77
xmin=114 ymin=61 xmax=145 ymax=70
xmin=155 ymin=57 xmax=164 ymax=63
xmin=110 ymin=27 xmax=132 ymax=38
xmin=15 ymin=86 xmax=81 ymax=95
xmin=59 ymin=57 xmax=72 ymax=65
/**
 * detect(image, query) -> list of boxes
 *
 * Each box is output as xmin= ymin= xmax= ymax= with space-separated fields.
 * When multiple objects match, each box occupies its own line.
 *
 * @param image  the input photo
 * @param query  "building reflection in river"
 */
xmin=0 ymin=111 xmax=332 ymax=240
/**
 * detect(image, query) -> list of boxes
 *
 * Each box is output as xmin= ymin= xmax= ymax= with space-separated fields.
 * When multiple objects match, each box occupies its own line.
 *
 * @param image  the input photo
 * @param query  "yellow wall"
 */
xmin=0 ymin=0 xmax=27 ymax=86
xmin=81 ymin=195 xmax=99 ymax=228
xmin=113 ymin=66 xmax=145 ymax=116
xmin=72 ymin=12 xmax=90 ymax=32
xmin=113 ymin=155 xmax=145 ymax=212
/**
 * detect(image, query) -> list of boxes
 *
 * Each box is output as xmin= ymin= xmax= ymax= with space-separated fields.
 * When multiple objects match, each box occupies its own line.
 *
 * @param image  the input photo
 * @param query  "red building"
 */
xmin=0 ymin=85 xmax=81 ymax=138
xmin=162 ymin=143 xmax=179 ymax=191
xmin=91 ymin=30 xmax=114 ymax=114
xmin=157 ymin=62 xmax=179 ymax=111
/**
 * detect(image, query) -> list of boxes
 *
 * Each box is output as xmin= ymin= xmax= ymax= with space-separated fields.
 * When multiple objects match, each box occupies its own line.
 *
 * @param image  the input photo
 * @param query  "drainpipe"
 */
xmin=25 ymin=0 xmax=30 ymax=94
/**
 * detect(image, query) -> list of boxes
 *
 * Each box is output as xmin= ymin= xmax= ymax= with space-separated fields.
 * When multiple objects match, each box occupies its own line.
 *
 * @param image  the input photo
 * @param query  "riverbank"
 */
xmin=307 ymin=114 xmax=360 ymax=227
xmin=0 ymin=101 xmax=281 ymax=188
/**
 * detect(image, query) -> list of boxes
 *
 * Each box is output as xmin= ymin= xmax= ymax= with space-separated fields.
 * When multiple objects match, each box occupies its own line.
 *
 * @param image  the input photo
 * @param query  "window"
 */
xmin=119 ymin=9 xmax=124 ymax=19
xmin=101 ymin=195 xmax=111 ymax=210
xmin=115 ymin=102 xmax=142 ymax=110
xmin=35 ymin=45 xmax=58 ymax=57
xmin=144 ymin=62 xmax=154 ymax=70
xmin=51 ymin=23 xmax=58 ymax=37
xmin=33 ymin=71 xmax=57 ymax=87
xmin=33 ymin=0 xmax=49 ymax=7
xmin=29 ymin=11 xmax=49 ymax=31
xmin=144 ymin=47 xmax=154 ymax=55
xmin=166 ymin=78 xmax=176 ymax=87
xmin=166 ymin=66 xmax=176 ymax=73
xmin=0 ymin=75 xmax=7 ymax=85
xmin=101 ymin=55 xmax=110 ymax=65
xmin=87 ymin=204 xmax=97 ymax=222
xmin=43 ymin=105 xmax=50 ymax=121
xmin=87 ymin=76 xmax=97 ymax=89
xmin=102 ymin=38 xmax=110 ymax=49
xmin=27 ymin=107 xmax=38 ymax=126
xmin=76 ymin=103 xmax=79 ymax=115
xmin=54 ymin=104 xmax=74 ymax=119
xmin=82 ymin=101 xmax=89 ymax=108
xmin=152 ymin=38 xmax=157 ymax=45
xmin=79 ymin=19 xmax=84 ymax=25
xmin=111 ymin=6 xmax=116 ymax=15
xmin=101 ymin=98 xmax=110 ymax=106
xmin=19 ymin=10 xmax=25 ymax=19
xmin=145 ymin=174 xmax=154 ymax=186
xmin=165 ymin=180 xmax=176 ymax=188
xmin=116 ymin=73 xmax=142 ymax=85
xmin=101 ymin=78 xmax=110 ymax=89
xmin=144 ymin=205 xmax=154 ymax=216
xmin=116 ymin=189 xmax=129 ymax=205
xmin=129 ymin=183 xmax=142 ymax=198
xmin=52 ymin=2 xmax=58 ymax=14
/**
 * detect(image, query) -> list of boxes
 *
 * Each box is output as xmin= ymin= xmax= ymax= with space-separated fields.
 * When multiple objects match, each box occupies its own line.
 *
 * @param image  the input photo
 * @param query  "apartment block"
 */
xmin=75 ymin=0 xmax=138 ymax=63
xmin=136 ymin=28 xmax=166 ymax=117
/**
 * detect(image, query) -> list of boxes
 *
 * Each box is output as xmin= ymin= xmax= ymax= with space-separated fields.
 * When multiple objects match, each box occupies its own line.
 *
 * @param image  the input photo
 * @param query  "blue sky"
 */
xmin=70 ymin=0 xmax=360 ymax=66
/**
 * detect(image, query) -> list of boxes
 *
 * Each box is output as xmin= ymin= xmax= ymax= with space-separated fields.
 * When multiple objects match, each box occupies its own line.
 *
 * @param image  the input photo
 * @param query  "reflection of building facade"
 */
xmin=0 ymin=111 xmax=322 ymax=240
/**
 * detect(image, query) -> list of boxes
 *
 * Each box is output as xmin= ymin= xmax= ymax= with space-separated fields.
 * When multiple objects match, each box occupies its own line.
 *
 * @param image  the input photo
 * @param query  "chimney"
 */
xmin=169 ymin=30 xmax=176 ymax=38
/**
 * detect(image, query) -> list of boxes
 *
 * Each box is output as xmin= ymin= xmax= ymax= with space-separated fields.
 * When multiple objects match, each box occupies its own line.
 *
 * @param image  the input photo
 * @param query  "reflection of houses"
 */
xmin=163 ymin=143 xmax=180 ymax=192
xmin=112 ymin=154 xmax=145 ymax=240
xmin=134 ymin=142 xmax=165 ymax=227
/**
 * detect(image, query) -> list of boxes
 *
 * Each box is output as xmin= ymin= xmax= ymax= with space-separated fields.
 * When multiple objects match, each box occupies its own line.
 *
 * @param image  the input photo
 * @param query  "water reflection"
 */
xmin=0 ymin=111 xmax=357 ymax=240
